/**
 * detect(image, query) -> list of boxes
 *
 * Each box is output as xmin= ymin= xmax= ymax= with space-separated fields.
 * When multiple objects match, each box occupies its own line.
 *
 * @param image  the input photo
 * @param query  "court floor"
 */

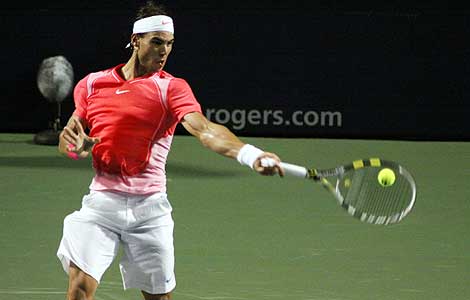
xmin=0 ymin=133 xmax=469 ymax=300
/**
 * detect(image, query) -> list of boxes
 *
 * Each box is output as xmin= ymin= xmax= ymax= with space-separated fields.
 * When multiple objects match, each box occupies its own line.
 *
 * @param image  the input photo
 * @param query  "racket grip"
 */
xmin=260 ymin=158 xmax=308 ymax=178
xmin=279 ymin=162 xmax=309 ymax=178
xmin=261 ymin=157 xmax=308 ymax=178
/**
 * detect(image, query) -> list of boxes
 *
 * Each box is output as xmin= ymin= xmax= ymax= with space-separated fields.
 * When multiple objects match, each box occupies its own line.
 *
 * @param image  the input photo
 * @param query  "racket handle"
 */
xmin=279 ymin=162 xmax=309 ymax=178
xmin=260 ymin=158 xmax=308 ymax=178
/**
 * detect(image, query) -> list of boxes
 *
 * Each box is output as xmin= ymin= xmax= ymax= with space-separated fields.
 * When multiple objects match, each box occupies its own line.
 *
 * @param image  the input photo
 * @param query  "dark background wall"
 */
xmin=1 ymin=1 xmax=468 ymax=140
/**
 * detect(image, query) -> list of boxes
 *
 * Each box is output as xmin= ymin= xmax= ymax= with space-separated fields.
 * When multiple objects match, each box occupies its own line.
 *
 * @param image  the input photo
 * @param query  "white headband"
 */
xmin=126 ymin=15 xmax=174 ymax=48
xmin=133 ymin=15 xmax=174 ymax=34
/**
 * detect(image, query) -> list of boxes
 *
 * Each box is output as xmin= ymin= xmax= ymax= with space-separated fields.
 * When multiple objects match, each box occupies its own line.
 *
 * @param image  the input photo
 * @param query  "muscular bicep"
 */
xmin=180 ymin=112 xmax=210 ymax=139
xmin=181 ymin=112 xmax=283 ymax=176
xmin=181 ymin=112 xmax=244 ymax=158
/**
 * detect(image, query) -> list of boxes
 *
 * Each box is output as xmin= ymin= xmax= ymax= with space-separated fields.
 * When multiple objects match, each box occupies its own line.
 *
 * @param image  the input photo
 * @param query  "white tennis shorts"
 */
xmin=57 ymin=190 xmax=175 ymax=294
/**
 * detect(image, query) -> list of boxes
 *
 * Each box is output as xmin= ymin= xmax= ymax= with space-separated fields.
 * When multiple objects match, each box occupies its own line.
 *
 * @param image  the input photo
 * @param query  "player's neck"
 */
xmin=120 ymin=59 xmax=138 ymax=81
xmin=121 ymin=57 xmax=159 ymax=81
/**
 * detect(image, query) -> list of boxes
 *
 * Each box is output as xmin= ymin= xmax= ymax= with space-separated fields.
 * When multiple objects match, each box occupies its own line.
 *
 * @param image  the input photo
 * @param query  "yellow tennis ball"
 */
xmin=378 ymin=168 xmax=396 ymax=187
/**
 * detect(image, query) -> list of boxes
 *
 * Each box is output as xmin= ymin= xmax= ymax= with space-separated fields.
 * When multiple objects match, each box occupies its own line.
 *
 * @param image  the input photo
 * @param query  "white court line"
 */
xmin=99 ymin=291 xmax=127 ymax=300
xmin=174 ymin=291 xmax=249 ymax=300
xmin=6 ymin=288 xmax=60 ymax=290
xmin=399 ymin=288 xmax=425 ymax=293
xmin=100 ymin=281 xmax=124 ymax=286
xmin=0 ymin=287 xmax=117 ymax=296
xmin=0 ymin=290 xmax=64 ymax=294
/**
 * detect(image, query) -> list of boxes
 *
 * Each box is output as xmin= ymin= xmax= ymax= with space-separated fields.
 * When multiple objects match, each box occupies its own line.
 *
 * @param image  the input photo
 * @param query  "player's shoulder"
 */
xmin=158 ymin=70 xmax=176 ymax=80
xmin=160 ymin=70 xmax=190 ymax=81
xmin=90 ymin=65 xmax=118 ymax=79
xmin=75 ymin=65 xmax=120 ymax=91
xmin=158 ymin=71 xmax=191 ymax=88
xmin=81 ymin=64 xmax=120 ymax=81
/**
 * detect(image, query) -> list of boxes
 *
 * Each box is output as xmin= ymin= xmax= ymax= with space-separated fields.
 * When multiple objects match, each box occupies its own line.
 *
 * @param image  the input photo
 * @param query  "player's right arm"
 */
xmin=181 ymin=111 xmax=284 ymax=176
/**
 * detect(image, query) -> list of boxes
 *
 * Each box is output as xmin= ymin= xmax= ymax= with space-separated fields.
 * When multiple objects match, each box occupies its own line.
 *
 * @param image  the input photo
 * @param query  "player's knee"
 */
xmin=67 ymin=264 xmax=98 ymax=300
xmin=157 ymin=293 xmax=172 ymax=300
xmin=142 ymin=291 xmax=172 ymax=300
xmin=67 ymin=283 xmax=94 ymax=300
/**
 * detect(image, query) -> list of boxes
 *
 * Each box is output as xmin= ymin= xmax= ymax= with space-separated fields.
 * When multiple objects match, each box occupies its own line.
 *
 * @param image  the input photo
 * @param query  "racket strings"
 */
xmin=341 ymin=168 xmax=413 ymax=223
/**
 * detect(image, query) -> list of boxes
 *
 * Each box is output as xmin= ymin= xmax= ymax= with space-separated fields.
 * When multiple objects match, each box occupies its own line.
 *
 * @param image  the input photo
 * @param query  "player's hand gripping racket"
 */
xmin=262 ymin=157 xmax=416 ymax=225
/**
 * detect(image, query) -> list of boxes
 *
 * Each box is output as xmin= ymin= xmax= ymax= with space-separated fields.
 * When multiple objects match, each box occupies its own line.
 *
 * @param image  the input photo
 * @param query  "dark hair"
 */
xmin=135 ymin=1 xmax=170 ymax=21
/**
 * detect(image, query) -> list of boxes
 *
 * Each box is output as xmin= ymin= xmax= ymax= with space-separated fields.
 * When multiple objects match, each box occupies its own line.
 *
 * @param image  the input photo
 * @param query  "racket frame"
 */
xmin=278 ymin=158 xmax=417 ymax=225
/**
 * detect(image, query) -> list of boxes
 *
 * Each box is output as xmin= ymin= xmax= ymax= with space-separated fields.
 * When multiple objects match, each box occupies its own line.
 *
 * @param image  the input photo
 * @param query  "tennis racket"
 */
xmin=262 ymin=157 xmax=417 ymax=225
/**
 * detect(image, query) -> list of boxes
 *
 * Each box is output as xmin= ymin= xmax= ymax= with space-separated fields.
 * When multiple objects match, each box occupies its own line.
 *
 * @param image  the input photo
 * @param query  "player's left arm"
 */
xmin=181 ymin=111 xmax=284 ymax=176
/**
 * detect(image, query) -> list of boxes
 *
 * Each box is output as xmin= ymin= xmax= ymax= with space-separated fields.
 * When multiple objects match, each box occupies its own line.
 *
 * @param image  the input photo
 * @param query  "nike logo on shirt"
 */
xmin=115 ymin=89 xmax=130 ymax=94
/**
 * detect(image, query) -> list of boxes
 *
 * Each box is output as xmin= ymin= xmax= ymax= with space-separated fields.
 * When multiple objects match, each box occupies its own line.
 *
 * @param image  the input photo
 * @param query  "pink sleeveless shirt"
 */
xmin=72 ymin=64 xmax=202 ymax=194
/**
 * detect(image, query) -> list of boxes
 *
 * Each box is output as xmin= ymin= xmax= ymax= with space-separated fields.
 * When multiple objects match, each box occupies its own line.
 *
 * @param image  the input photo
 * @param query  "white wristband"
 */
xmin=237 ymin=144 xmax=264 ymax=169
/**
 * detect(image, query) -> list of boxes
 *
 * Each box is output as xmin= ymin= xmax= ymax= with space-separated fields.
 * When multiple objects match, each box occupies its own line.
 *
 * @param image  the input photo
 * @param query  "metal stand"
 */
xmin=33 ymin=102 xmax=62 ymax=145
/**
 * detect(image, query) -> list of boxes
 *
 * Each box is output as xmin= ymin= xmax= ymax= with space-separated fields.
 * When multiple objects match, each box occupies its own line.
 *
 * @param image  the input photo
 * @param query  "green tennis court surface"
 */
xmin=1 ymin=133 xmax=469 ymax=300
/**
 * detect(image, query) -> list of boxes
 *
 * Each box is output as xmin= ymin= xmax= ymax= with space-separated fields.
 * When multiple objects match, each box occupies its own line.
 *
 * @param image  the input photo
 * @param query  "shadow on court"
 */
xmin=167 ymin=161 xmax=244 ymax=178
xmin=1 ymin=134 xmax=470 ymax=300
xmin=0 ymin=134 xmax=245 ymax=177
xmin=0 ymin=135 xmax=38 ymax=144
xmin=0 ymin=156 xmax=91 ymax=169
xmin=0 ymin=156 xmax=244 ymax=178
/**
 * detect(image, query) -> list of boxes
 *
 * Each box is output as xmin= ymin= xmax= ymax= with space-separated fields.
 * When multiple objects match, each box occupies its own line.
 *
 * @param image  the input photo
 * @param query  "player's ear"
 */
xmin=130 ymin=34 xmax=139 ymax=49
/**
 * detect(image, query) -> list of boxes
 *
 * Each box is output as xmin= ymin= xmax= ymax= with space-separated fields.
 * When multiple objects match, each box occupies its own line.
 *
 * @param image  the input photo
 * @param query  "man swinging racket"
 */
xmin=56 ymin=1 xmax=284 ymax=300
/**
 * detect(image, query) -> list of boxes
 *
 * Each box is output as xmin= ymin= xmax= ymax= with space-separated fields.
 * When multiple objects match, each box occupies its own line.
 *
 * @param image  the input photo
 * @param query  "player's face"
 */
xmin=136 ymin=31 xmax=174 ymax=72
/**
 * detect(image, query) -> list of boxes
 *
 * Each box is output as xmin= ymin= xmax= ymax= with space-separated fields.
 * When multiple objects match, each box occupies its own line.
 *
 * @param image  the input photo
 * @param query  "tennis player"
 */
xmin=56 ymin=1 xmax=283 ymax=300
